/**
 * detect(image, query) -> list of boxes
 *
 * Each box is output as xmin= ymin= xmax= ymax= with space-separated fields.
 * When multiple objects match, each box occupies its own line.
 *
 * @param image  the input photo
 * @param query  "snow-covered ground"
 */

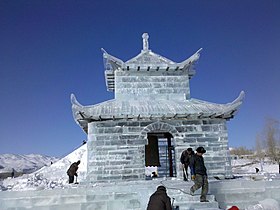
xmin=231 ymin=158 xmax=280 ymax=180
xmin=1 ymin=145 xmax=279 ymax=192
xmin=0 ymin=146 xmax=279 ymax=209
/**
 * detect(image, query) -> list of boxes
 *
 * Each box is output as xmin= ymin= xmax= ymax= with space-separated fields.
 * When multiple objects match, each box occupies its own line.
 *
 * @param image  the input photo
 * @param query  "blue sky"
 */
xmin=0 ymin=1 xmax=279 ymax=157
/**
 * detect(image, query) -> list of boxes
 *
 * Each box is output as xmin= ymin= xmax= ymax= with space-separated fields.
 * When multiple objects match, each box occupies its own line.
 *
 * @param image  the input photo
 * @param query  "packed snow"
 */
xmin=0 ymin=145 xmax=279 ymax=209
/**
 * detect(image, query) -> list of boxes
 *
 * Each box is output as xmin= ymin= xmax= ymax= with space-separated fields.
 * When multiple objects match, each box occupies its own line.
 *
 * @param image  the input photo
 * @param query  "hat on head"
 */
xmin=157 ymin=185 xmax=166 ymax=191
xmin=196 ymin=147 xmax=206 ymax=153
xmin=187 ymin=148 xmax=193 ymax=152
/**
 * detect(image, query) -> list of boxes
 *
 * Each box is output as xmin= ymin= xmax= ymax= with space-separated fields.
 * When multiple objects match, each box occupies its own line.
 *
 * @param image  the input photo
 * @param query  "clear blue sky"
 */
xmin=1 ymin=1 xmax=279 ymax=157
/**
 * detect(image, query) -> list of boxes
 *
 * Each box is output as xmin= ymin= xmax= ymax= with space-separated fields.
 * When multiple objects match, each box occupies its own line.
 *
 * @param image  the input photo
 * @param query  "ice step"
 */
xmin=169 ymin=191 xmax=219 ymax=210
xmin=173 ymin=201 xmax=219 ymax=210
xmin=0 ymin=189 xmax=141 ymax=209
xmin=171 ymin=195 xmax=219 ymax=210
xmin=171 ymin=194 xmax=216 ymax=202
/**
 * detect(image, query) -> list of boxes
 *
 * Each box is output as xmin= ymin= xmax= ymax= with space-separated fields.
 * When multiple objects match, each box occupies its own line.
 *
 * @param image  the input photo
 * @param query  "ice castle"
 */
xmin=71 ymin=33 xmax=245 ymax=182
xmin=2 ymin=34 xmax=280 ymax=210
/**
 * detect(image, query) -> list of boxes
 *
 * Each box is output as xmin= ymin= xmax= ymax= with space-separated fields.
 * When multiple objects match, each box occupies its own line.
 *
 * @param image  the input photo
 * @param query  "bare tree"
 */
xmin=264 ymin=118 xmax=280 ymax=173
xmin=255 ymin=133 xmax=265 ymax=171
xmin=255 ymin=133 xmax=265 ymax=159
xmin=230 ymin=146 xmax=253 ymax=157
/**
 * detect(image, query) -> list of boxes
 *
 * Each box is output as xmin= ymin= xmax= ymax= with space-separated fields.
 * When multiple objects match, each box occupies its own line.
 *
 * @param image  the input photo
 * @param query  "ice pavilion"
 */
xmin=71 ymin=33 xmax=245 ymax=183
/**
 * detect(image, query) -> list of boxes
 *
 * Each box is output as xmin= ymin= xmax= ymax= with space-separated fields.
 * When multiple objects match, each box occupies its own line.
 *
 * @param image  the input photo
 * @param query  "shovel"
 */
xmin=183 ymin=167 xmax=188 ymax=181
xmin=74 ymin=175 xmax=79 ymax=184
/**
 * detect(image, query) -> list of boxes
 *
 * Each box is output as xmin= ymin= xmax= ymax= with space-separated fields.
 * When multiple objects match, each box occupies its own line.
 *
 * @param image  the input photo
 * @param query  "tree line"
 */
xmin=230 ymin=118 xmax=280 ymax=173
xmin=255 ymin=118 xmax=280 ymax=164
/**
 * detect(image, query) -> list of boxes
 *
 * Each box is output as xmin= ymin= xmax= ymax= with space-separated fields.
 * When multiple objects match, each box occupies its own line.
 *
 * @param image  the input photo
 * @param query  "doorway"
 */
xmin=145 ymin=132 xmax=176 ymax=177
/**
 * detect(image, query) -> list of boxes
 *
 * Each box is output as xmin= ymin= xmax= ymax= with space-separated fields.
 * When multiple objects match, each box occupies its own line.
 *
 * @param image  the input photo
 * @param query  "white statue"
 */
xmin=142 ymin=33 xmax=149 ymax=51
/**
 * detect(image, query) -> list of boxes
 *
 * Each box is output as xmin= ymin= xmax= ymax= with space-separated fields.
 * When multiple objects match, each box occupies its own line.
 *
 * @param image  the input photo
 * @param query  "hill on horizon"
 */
xmin=0 ymin=153 xmax=59 ymax=179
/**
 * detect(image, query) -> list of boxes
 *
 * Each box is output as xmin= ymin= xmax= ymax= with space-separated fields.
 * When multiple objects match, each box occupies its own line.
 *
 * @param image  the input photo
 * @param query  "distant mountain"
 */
xmin=0 ymin=154 xmax=59 ymax=176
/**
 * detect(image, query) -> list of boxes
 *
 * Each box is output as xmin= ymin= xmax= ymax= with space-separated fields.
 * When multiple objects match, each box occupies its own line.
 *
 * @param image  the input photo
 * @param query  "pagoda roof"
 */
xmin=71 ymin=91 xmax=245 ymax=133
xmin=103 ymin=33 xmax=201 ymax=91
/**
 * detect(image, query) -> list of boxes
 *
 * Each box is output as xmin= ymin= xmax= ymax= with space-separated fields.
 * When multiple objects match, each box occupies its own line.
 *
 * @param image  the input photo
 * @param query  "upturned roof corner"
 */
xmin=179 ymin=48 xmax=202 ymax=69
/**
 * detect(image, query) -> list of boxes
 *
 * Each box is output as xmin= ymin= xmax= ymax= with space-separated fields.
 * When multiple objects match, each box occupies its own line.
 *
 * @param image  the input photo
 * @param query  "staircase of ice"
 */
xmin=0 ymin=179 xmax=220 ymax=210
xmin=1 ymin=178 xmax=280 ymax=209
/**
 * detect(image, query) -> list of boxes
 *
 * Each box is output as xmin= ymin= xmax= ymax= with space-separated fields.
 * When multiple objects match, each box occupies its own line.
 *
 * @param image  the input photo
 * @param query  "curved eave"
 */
xmin=102 ymin=49 xmax=124 ymax=91
xmin=179 ymin=48 xmax=202 ymax=66
xmin=71 ymin=91 xmax=245 ymax=133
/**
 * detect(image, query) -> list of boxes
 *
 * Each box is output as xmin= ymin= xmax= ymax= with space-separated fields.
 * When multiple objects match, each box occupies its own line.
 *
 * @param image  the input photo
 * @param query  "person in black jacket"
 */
xmin=189 ymin=147 xmax=209 ymax=202
xmin=67 ymin=160 xmax=80 ymax=184
xmin=180 ymin=148 xmax=194 ymax=181
xmin=147 ymin=185 xmax=172 ymax=210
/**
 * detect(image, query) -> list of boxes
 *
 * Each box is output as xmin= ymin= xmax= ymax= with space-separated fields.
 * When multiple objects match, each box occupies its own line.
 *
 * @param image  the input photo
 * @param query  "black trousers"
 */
xmin=69 ymin=175 xmax=74 ymax=183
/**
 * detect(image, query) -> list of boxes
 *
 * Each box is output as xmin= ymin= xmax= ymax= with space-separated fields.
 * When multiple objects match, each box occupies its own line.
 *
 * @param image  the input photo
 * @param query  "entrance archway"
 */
xmin=140 ymin=121 xmax=180 ymax=178
xmin=145 ymin=132 xmax=176 ymax=177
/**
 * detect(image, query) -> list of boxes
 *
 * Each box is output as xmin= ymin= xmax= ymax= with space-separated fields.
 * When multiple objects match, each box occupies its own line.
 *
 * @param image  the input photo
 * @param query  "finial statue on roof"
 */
xmin=142 ymin=33 xmax=149 ymax=51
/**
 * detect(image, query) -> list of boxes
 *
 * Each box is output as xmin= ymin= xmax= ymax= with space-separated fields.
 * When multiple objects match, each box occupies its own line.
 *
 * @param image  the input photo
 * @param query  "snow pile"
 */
xmin=259 ymin=199 xmax=279 ymax=210
xmin=246 ymin=198 xmax=279 ymax=210
xmin=2 ymin=144 xmax=87 ymax=191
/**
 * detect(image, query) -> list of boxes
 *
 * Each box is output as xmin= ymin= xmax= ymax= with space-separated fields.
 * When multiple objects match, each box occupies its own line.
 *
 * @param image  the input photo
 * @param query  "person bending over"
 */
xmin=147 ymin=185 xmax=172 ymax=210
xmin=67 ymin=160 xmax=80 ymax=184
xmin=180 ymin=147 xmax=194 ymax=181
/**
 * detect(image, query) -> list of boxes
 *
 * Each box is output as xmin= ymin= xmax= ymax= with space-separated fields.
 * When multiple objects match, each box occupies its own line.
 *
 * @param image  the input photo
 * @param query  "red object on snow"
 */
xmin=228 ymin=206 xmax=239 ymax=210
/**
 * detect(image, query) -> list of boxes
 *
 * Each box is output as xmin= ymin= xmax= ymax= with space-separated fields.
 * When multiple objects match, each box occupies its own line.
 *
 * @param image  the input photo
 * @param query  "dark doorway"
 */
xmin=145 ymin=132 xmax=176 ymax=177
